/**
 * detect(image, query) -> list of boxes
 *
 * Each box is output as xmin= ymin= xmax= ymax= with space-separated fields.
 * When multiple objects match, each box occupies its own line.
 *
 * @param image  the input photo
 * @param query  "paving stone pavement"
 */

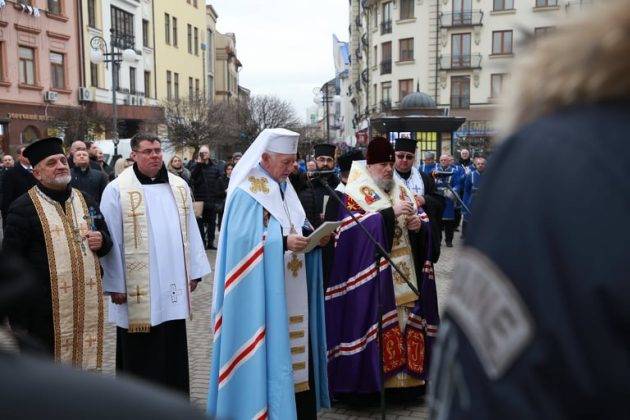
xmin=0 ymin=232 xmax=460 ymax=419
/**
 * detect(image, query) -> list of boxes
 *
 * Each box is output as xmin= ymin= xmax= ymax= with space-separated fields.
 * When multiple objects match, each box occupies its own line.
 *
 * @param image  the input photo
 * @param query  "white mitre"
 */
xmin=225 ymin=128 xmax=300 ymax=202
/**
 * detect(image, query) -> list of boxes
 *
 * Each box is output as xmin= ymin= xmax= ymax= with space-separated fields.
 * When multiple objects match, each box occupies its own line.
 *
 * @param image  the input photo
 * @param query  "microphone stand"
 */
xmin=311 ymin=175 xmax=420 ymax=420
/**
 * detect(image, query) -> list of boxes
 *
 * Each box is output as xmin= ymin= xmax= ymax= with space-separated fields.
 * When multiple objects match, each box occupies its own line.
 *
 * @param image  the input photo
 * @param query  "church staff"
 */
xmin=99 ymin=133 xmax=211 ymax=395
xmin=325 ymin=137 xmax=439 ymax=401
xmin=2 ymin=137 xmax=111 ymax=370
xmin=208 ymin=128 xmax=329 ymax=420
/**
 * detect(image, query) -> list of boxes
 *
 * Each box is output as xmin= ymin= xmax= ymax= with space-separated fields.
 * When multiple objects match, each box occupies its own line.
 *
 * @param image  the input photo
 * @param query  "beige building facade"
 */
xmin=214 ymin=31 xmax=241 ymax=103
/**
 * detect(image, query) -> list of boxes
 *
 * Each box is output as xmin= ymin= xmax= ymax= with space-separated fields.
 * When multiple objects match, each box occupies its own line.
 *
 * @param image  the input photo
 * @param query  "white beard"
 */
xmin=50 ymin=174 xmax=71 ymax=188
xmin=376 ymin=178 xmax=394 ymax=193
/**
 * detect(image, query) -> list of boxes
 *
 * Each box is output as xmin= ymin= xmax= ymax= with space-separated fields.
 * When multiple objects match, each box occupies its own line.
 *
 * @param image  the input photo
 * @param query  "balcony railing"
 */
xmin=380 ymin=58 xmax=392 ymax=75
xmin=380 ymin=100 xmax=392 ymax=111
xmin=450 ymin=95 xmax=470 ymax=109
xmin=439 ymin=11 xmax=483 ymax=28
xmin=381 ymin=20 xmax=392 ymax=35
xmin=439 ymin=54 xmax=482 ymax=70
xmin=111 ymin=30 xmax=135 ymax=50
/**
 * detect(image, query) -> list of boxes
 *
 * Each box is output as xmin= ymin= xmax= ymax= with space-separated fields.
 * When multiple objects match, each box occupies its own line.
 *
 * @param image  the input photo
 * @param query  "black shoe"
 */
xmin=209 ymin=245 xmax=217 ymax=250
xmin=454 ymin=227 xmax=460 ymax=232
xmin=446 ymin=242 xmax=453 ymax=247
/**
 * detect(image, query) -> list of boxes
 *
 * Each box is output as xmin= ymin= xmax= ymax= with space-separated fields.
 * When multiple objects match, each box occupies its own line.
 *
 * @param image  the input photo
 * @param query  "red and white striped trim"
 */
xmin=336 ymin=212 xmax=378 ymax=236
xmin=426 ymin=324 xmax=439 ymax=337
xmin=253 ymin=407 xmax=268 ymax=420
xmin=325 ymin=259 xmax=389 ymax=301
xmin=224 ymin=241 xmax=264 ymax=296
xmin=213 ymin=311 xmax=223 ymax=341
xmin=218 ymin=326 xmax=266 ymax=389
xmin=327 ymin=309 xmax=398 ymax=360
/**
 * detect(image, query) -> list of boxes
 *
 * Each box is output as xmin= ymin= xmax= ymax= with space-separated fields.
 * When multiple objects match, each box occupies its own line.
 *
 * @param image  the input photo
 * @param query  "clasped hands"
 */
xmin=393 ymin=201 xmax=421 ymax=232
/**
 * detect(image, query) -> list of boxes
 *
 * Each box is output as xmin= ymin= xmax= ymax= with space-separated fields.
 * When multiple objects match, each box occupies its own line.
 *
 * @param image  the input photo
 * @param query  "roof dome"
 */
xmin=401 ymin=91 xmax=436 ymax=109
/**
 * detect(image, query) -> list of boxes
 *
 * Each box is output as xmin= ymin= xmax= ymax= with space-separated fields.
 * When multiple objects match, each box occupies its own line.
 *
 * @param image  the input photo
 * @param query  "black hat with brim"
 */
xmin=23 ymin=137 xmax=64 ymax=167
xmin=314 ymin=143 xmax=336 ymax=158
xmin=338 ymin=149 xmax=365 ymax=173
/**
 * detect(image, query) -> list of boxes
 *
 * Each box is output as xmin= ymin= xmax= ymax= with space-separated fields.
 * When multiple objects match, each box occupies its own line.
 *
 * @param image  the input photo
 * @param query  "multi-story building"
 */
xmin=153 ymin=0 xmax=206 ymax=103
xmin=81 ymin=0 xmax=163 ymax=139
xmin=345 ymin=0 xmax=594 ymax=153
xmin=205 ymin=3 xmax=217 ymax=103
xmin=332 ymin=34 xmax=352 ymax=144
xmin=0 ymin=0 xmax=82 ymax=152
xmin=214 ymin=31 xmax=241 ymax=103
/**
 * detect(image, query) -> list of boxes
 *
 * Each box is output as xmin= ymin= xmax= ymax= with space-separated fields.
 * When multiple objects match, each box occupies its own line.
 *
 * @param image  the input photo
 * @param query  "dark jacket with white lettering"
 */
xmin=429 ymin=102 xmax=630 ymax=419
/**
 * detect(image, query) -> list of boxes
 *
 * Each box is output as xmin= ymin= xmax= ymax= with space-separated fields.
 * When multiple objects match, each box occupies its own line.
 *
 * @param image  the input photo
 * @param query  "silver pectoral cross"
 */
xmin=170 ymin=283 xmax=183 ymax=303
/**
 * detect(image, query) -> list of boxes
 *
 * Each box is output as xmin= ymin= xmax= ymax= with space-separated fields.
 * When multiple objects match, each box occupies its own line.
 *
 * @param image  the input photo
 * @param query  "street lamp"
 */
xmin=90 ymin=34 xmax=137 ymax=158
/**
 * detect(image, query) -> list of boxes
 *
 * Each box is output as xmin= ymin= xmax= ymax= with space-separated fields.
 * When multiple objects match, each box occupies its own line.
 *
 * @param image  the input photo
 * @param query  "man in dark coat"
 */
xmin=190 ymin=145 xmax=223 ymax=249
xmin=70 ymin=150 xmax=109 ymax=204
xmin=298 ymin=143 xmax=339 ymax=230
xmin=3 ymin=138 xmax=112 ymax=362
xmin=1 ymin=146 xmax=35 ymax=226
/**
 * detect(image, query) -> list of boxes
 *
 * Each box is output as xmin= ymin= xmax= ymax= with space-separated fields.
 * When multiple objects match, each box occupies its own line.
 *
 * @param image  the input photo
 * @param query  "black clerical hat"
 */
xmin=314 ymin=143 xmax=336 ymax=158
xmin=395 ymin=137 xmax=417 ymax=153
xmin=366 ymin=137 xmax=395 ymax=164
xmin=23 ymin=137 xmax=64 ymax=167
xmin=338 ymin=149 xmax=364 ymax=173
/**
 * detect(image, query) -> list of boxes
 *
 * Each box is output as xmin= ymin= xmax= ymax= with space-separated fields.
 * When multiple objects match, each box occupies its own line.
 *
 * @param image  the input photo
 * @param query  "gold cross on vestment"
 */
xmin=60 ymin=281 xmax=72 ymax=294
xmin=287 ymin=254 xmax=303 ymax=278
xmin=86 ymin=335 xmax=97 ymax=347
xmin=62 ymin=337 xmax=73 ymax=351
xmin=249 ymin=176 xmax=269 ymax=194
xmin=86 ymin=277 xmax=96 ymax=291
xmin=50 ymin=224 xmax=65 ymax=238
xmin=129 ymin=285 xmax=145 ymax=303
xmin=127 ymin=191 xmax=144 ymax=249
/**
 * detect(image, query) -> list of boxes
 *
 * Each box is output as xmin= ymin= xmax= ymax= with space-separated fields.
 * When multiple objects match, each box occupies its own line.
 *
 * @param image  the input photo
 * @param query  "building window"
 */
xmin=48 ymin=0 xmax=61 ymax=15
xmin=111 ymin=6 xmax=134 ymax=49
xmin=536 ymin=0 xmax=558 ymax=7
xmin=50 ymin=52 xmax=65 ymax=89
xmin=380 ymin=41 xmax=392 ymax=74
xmin=492 ymin=30 xmax=513 ymax=55
xmin=144 ymin=71 xmax=151 ymax=98
xmin=207 ymin=30 xmax=213 ymax=68
xmin=166 ymin=70 xmax=172 ymax=100
xmin=534 ymin=26 xmax=556 ymax=38
xmin=493 ymin=0 xmax=514 ymax=11
xmin=129 ymin=66 xmax=136 ymax=94
xmin=195 ymin=78 xmax=200 ymax=97
xmin=373 ymin=83 xmax=377 ymax=106
xmin=491 ymin=73 xmax=507 ymax=97
xmin=188 ymin=77 xmax=193 ymax=98
xmin=381 ymin=81 xmax=392 ymax=110
xmin=400 ymin=0 xmax=414 ymax=19
xmin=187 ymin=24 xmax=192 ymax=54
xmin=90 ymin=63 xmax=98 ymax=87
xmin=399 ymin=79 xmax=413 ymax=101
xmin=165 ymin=13 xmax=171 ymax=44
xmin=381 ymin=2 xmax=392 ymax=34
xmin=174 ymin=72 xmax=179 ymax=99
xmin=22 ymin=126 xmax=40 ymax=144
xmin=451 ymin=33 xmax=471 ymax=67
xmin=18 ymin=46 xmax=36 ymax=85
xmin=0 ymin=42 xmax=4 ymax=82
xmin=194 ymin=27 xmax=199 ymax=56
xmin=373 ymin=45 xmax=377 ymax=67
xmin=142 ymin=20 xmax=150 ymax=47
xmin=207 ymin=74 xmax=214 ymax=102
xmin=87 ymin=0 xmax=96 ymax=27
xmin=193 ymin=0 xmax=198 ymax=7
xmin=172 ymin=17 xmax=178 ymax=47
xmin=399 ymin=38 xmax=414 ymax=61
xmin=451 ymin=76 xmax=470 ymax=109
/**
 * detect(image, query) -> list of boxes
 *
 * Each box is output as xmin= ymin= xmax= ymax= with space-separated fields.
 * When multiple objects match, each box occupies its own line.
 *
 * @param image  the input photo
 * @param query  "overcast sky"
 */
xmin=209 ymin=0 xmax=349 ymax=121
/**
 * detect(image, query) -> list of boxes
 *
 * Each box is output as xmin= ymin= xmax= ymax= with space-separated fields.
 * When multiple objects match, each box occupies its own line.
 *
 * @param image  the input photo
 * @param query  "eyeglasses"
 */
xmin=395 ymin=153 xmax=415 ymax=161
xmin=316 ymin=156 xmax=334 ymax=163
xmin=135 ymin=148 xmax=163 ymax=156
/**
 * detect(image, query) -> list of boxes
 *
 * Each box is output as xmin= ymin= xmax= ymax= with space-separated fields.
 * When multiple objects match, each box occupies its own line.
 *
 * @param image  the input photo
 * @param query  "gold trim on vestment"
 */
xmin=384 ymin=374 xmax=424 ymax=388
xmin=289 ymin=315 xmax=304 ymax=324
xmin=290 ymin=331 xmax=305 ymax=339
xmin=294 ymin=381 xmax=310 ymax=393
xmin=291 ymin=346 xmax=305 ymax=355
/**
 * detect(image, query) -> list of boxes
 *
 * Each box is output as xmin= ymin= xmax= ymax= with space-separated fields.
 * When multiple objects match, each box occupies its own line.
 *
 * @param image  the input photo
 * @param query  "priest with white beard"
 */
xmin=100 ymin=133 xmax=211 ymax=396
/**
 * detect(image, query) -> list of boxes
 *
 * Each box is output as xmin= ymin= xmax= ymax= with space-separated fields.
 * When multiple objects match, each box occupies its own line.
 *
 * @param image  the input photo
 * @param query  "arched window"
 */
xmin=21 ymin=125 xmax=40 ymax=143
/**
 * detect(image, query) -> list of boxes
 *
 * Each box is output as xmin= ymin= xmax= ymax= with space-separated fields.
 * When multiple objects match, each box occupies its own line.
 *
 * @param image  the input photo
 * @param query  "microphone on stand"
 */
xmin=306 ymin=169 xmax=336 ymax=179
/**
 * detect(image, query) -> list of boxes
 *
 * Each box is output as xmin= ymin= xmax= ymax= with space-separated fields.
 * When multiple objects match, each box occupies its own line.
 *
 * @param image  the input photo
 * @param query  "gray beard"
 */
xmin=50 ymin=174 xmax=71 ymax=188
xmin=376 ymin=178 xmax=394 ymax=192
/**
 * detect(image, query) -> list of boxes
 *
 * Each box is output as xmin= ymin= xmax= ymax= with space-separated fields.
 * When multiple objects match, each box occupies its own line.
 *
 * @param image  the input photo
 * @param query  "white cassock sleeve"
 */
xmin=99 ymin=181 xmax=126 ymax=294
xmin=185 ymin=183 xmax=211 ymax=280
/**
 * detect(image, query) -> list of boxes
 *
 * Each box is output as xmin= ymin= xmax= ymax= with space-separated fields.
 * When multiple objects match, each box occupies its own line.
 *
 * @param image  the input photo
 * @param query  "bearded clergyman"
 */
xmin=325 ymin=136 xmax=440 ymax=402
xmin=2 ymin=137 xmax=112 ymax=370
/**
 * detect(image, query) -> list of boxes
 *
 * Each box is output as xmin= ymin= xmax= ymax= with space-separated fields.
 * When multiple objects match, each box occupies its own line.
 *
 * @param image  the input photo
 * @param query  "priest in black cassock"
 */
xmin=3 ymin=137 xmax=112 ymax=370
xmin=100 ymin=133 xmax=211 ymax=395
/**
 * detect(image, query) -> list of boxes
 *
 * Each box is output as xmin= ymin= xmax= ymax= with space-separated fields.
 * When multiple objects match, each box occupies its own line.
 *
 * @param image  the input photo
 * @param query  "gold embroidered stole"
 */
xmin=118 ymin=168 xmax=192 ymax=333
xmin=345 ymin=162 xmax=419 ymax=305
xmin=28 ymin=186 xmax=104 ymax=370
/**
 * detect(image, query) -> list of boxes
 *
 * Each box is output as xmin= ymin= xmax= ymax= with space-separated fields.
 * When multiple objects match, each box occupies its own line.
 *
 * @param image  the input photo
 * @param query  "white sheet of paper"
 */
xmin=302 ymin=220 xmax=343 ymax=253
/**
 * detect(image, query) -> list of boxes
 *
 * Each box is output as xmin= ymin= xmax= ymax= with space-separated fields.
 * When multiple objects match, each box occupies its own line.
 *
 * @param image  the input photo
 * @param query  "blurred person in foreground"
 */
xmin=2 ymin=137 xmax=112 ymax=369
xmin=429 ymin=2 xmax=630 ymax=418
